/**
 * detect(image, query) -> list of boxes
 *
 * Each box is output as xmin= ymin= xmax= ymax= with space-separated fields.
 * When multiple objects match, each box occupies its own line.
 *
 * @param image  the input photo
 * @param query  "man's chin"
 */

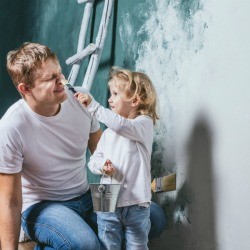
xmin=58 ymin=93 xmax=68 ymax=103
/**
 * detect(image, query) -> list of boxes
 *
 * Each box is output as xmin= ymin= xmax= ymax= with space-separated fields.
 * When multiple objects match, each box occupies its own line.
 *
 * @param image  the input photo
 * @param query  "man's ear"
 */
xmin=17 ymin=83 xmax=31 ymax=96
xmin=131 ymin=95 xmax=140 ymax=107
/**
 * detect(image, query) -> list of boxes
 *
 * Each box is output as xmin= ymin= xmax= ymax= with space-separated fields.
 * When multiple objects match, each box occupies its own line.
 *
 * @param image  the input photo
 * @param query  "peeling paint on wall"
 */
xmin=134 ymin=1 xmax=211 ymax=241
xmin=119 ymin=1 xmax=212 ymax=247
xmin=120 ymin=0 xmax=208 ymax=174
xmin=119 ymin=0 xmax=208 ymax=179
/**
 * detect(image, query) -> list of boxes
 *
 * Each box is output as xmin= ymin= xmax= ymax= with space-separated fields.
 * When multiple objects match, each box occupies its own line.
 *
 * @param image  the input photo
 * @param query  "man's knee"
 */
xmin=149 ymin=201 xmax=167 ymax=239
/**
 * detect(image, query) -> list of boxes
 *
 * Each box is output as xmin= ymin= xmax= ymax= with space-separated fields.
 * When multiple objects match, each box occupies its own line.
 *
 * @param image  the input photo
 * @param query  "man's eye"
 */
xmin=44 ymin=77 xmax=53 ymax=81
xmin=49 ymin=75 xmax=57 ymax=80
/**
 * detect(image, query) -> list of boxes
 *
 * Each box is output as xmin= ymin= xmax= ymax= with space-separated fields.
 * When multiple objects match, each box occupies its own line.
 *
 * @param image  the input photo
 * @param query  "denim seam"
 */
xmin=26 ymin=221 xmax=73 ymax=249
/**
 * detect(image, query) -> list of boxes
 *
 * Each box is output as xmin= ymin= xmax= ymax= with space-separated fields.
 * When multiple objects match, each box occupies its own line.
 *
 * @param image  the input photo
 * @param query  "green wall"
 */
xmin=0 ymin=0 xmax=30 ymax=116
xmin=0 ymin=0 xmax=145 ymax=117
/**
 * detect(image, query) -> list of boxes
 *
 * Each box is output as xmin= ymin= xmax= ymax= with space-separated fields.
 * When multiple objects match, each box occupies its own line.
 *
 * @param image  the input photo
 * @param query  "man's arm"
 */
xmin=88 ymin=128 xmax=102 ymax=154
xmin=0 ymin=172 xmax=22 ymax=250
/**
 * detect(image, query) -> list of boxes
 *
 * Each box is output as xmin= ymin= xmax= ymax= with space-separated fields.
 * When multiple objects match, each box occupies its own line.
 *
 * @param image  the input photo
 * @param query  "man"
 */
xmin=0 ymin=42 xmax=166 ymax=249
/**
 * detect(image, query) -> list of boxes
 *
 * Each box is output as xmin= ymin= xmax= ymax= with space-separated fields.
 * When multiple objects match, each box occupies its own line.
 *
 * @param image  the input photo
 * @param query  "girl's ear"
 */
xmin=18 ymin=83 xmax=31 ymax=96
xmin=131 ymin=95 xmax=140 ymax=107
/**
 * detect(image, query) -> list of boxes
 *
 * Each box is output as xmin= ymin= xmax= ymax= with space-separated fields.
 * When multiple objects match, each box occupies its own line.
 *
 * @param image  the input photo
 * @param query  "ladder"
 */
xmin=66 ymin=0 xmax=115 ymax=91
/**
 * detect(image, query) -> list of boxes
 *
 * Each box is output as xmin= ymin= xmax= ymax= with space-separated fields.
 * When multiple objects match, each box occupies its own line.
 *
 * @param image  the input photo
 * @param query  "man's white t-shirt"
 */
xmin=0 ymin=88 xmax=100 ymax=212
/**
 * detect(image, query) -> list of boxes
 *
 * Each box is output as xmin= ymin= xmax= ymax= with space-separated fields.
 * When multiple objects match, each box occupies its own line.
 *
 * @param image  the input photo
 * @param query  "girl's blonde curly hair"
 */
xmin=108 ymin=67 xmax=159 ymax=124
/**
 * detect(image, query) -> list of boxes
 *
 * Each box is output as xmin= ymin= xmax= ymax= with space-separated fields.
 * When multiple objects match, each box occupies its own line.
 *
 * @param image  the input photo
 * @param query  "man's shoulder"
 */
xmin=1 ymin=99 xmax=26 ymax=122
xmin=0 ymin=99 xmax=31 ymax=134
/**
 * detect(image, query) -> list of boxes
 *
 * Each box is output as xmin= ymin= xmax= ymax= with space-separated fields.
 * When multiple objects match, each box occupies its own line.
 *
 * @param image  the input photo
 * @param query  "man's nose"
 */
xmin=56 ymin=75 xmax=65 ymax=84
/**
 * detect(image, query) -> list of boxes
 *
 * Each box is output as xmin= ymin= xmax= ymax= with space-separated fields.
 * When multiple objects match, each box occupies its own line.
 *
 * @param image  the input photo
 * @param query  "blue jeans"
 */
xmin=21 ymin=190 xmax=100 ymax=250
xmin=21 ymin=192 xmax=166 ymax=249
xmin=148 ymin=201 xmax=167 ymax=239
xmin=97 ymin=205 xmax=151 ymax=250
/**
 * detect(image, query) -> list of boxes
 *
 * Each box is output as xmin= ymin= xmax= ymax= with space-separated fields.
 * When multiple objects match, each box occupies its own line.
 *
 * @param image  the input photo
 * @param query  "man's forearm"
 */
xmin=0 ymin=205 xmax=21 ymax=250
xmin=88 ymin=128 xmax=102 ymax=154
xmin=0 ymin=173 xmax=22 ymax=249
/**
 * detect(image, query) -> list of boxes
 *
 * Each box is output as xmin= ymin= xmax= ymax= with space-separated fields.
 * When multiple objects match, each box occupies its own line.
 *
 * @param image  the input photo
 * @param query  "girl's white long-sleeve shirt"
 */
xmin=87 ymin=99 xmax=153 ymax=207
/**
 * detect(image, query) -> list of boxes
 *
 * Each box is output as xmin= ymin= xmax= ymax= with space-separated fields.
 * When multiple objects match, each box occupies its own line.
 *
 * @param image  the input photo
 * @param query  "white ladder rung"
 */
xmin=78 ymin=0 xmax=94 ymax=4
xmin=66 ymin=43 xmax=97 ymax=65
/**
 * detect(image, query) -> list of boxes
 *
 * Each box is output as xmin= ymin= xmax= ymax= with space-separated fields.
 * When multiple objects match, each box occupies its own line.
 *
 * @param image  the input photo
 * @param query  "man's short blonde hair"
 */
xmin=7 ymin=42 xmax=58 ymax=88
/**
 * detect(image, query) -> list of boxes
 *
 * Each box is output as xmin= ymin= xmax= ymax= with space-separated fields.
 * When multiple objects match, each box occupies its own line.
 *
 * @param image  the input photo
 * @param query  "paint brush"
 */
xmin=151 ymin=173 xmax=176 ymax=193
xmin=62 ymin=79 xmax=77 ymax=94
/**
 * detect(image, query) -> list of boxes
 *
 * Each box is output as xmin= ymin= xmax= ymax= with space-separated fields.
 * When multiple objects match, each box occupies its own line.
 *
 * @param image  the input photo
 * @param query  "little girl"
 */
xmin=75 ymin=67 xmax=159 ymax=250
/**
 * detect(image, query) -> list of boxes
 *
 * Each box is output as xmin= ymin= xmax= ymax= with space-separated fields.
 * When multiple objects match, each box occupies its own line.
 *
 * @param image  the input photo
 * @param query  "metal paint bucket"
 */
xmin=89 ymin=183 xmax=121 ymax=212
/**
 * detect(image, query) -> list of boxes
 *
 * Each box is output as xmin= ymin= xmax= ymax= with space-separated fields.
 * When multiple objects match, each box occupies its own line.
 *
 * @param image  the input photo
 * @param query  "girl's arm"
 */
xmin=91 ymin=101 xmax=153 ymax=143
xmin=75 ymin=92 xmax=153 ymax=143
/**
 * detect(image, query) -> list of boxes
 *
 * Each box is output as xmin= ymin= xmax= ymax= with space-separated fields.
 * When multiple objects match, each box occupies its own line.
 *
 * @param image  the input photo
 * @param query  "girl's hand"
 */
xmin=102 ymin=159 xmax=116 ymax=176
xmin=74 ymin=92 xmax=92 ymax=107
